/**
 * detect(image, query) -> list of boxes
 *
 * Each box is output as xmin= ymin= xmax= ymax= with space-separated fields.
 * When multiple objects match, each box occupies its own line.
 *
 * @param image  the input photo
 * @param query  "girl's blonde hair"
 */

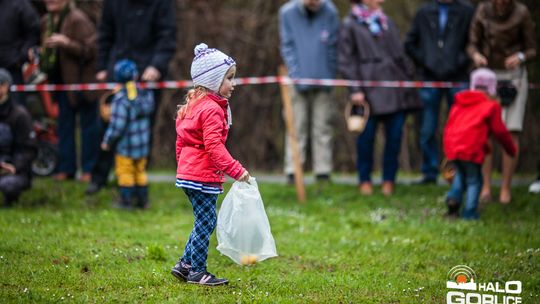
xmin=176 ymin=86 xmax=208 ymax=119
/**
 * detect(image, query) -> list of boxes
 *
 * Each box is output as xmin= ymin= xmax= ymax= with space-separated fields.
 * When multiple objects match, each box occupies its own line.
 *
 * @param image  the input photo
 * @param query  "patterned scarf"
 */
xmin=351 ymin=4 xmax=388 ymax=36
xmin=40 ymin=5 xmax=70 ymax=76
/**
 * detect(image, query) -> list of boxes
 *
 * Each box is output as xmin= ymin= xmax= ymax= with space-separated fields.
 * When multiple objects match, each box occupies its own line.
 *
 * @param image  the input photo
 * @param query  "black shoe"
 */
xmin=85 ymin=183 xmax=102 ymax=196
xmin=415 ymin=177 xmax=437 ymax=185
xmin=286 ymin=174 xmax=295 ymax=185
xmin=187 ymin=271 xmax=228 ymax=286
xmin=445 ymin=198 xmax=460 ymax=218
xmin=315 ymin=174 xmax=331 ymax=182
xmin=112 ymin=200 xmax=132 ymax=210
xmin=135 ymin=201 xmax=150 ymax=209
xmin=171 ymin=262 xmax=190 ymax=282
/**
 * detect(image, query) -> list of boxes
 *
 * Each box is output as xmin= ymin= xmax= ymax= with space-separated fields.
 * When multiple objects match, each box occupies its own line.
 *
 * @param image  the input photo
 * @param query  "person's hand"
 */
xmin=27 ymin=47 xmax=39 ymax=62
xmin=96 ymin=71 xmax=108 ymax=82
xmin=141 ymin=66 xmax=161 ymax=82
xmin=0 ymin=162 xmax=16 ymax=175
xmin=238 ymin=170 xmax=251 ymax=183
xmin=504 ymin=53 xmax=522 ymax=70
xmin=44 ymin=34 xmax=70 ymax=48
xmin=350 ymin=92 xmax=365 ymax=105
xmin=472 ymin=52 xmax=488 ymax=67
xmin=101 ymin=142 xmax=110 ymax=151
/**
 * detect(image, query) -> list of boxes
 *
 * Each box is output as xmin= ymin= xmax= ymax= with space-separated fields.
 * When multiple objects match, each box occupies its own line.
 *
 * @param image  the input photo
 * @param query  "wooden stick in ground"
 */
xmin=278 ymin=65 xmax=306 ymax=203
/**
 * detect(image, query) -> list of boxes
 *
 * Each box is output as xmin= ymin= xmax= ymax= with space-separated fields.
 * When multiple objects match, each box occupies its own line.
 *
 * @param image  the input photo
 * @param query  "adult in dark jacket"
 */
xmin=467 ymin=0 xmax=537 ymax=204
xmin=338 ymin=0 xmax=420 ymax=196
xmin=0 ymin=0 xmax=40 ymax=105
xmin=0 ymin=69 xmax=37 ymax=207
xmin=41 ymin=0 xmax=101 ymax=182
xmin=404 ymin=0 xmax=474 ymax=184
xmin=87 ymin=0 xmax=176 ymax=195
xmin=95 ymin=0 xmax=176 ymax=83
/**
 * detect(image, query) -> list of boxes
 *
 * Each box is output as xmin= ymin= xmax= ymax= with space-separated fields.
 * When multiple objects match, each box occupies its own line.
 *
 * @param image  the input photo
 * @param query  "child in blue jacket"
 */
xmin=101 ymin=59 xmax=154 ymax=209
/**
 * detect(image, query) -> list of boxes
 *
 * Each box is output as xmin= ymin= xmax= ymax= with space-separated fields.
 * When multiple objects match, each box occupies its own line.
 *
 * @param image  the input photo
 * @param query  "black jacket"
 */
xmin=97 ymin=0 xmax=177 ymax=80
xmin=404 ymin=0 xmax=474 ymax=81
xmin=0 ymin=98 xmax=37 ymax=177
xmin=0 ymin=0 xmax=40 ymax=70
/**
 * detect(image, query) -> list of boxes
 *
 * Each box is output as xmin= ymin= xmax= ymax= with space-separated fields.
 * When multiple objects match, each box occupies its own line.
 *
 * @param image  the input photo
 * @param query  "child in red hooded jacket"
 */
xmin=443 ymin=68 xmax=516 ymax=219
xmin=170 ymin=43 xmax=250 ymax=286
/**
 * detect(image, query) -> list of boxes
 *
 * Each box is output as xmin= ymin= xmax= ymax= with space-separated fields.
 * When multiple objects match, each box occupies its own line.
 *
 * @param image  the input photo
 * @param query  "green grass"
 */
xmin=1 ymin=178 xmax=539 ymax=303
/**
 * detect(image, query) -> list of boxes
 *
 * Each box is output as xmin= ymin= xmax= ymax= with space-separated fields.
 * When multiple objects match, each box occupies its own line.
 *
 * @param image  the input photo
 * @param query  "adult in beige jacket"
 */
xmin=467 ymin=0 xmax=537 ymax=204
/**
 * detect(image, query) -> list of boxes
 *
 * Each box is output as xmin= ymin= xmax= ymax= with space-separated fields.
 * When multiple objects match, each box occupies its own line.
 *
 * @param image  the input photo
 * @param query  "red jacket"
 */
xmin=175 ymin=93 xmax=245 ymax=183
xmin=443 ymin=91 xmax=516 ymax=164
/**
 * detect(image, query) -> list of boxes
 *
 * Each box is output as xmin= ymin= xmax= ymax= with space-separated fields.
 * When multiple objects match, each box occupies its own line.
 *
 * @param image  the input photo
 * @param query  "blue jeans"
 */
xmin=419 ymin=87 xmax=462 ymax=180
xmin=56 ymin=92 xmax=100 ymax=175
xmin=447 ymin=161 xmax=483 ymax=220
xmin=357 ymin=112 xmax=405 ymax=183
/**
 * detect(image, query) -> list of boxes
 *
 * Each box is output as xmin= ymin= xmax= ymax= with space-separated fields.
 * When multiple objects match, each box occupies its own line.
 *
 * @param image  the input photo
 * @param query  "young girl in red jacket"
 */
xmin=171 ymin=43 xmax=250 ymax=286
xmin=443 ymin=68 xmax=516 ymax=219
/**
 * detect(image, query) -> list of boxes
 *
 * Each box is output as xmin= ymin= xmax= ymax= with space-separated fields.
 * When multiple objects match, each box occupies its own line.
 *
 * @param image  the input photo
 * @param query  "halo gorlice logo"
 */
xmin=447 ymin=265 xmax=477 ymax=291
xmin=446 ymin=265 xmax=523 ymax=304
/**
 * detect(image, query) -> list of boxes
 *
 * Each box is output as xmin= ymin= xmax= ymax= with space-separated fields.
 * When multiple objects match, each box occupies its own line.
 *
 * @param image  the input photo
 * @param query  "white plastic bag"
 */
xmin=217 ymin=178 xmax=277 ymax=265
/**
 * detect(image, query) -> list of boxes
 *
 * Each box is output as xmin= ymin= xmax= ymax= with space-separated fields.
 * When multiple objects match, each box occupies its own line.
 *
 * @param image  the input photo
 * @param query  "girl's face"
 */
xmin=219 ymin=66 xmax=236 ymax=99
xmin=362 ymin=0 xmax=384 ymax=10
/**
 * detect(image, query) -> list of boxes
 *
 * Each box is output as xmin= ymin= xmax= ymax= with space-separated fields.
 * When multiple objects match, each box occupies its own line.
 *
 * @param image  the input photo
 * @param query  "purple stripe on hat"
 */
xmin=192 ymin=58 xmax=236 ymax=80
xmin=194 ymin=49 xmax=219 ymax=61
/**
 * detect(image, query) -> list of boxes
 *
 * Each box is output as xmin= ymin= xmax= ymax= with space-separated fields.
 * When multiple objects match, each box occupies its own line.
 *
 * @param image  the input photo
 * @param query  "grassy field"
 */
xmin=0 ymin=177 xmax=539 ymax=303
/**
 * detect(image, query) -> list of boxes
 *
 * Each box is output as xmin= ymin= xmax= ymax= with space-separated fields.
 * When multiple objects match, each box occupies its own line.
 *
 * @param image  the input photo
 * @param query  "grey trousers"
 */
xmin=284 ymin=88 xmax=333 ymax=175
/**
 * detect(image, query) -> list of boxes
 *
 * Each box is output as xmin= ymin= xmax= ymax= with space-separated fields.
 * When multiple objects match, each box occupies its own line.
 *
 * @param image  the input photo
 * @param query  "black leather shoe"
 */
xmin=85 ymin=183 xmax=102 ymax=196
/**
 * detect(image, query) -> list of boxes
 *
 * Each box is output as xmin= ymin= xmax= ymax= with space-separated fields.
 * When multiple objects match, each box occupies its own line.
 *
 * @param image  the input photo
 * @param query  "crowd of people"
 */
xmin=0 ymin=0 xmax=176 ymax=207
xmin=279 ymin=0 xmax=537 ymax=210
xmin=0 ymin=0 xmax=538 ymax=217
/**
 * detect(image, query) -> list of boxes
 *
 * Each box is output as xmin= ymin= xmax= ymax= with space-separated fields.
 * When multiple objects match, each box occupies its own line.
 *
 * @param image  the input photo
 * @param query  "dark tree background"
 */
xmin=36 ymin=0 xmax=540 ymax=173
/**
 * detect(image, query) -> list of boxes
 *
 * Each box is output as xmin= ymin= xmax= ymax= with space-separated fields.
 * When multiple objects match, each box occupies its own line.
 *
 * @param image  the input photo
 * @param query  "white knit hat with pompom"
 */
xmin=190 ymin=43 xmax=236 ymax=93
xmin=470 ymin=68 xmax=497 ymax=97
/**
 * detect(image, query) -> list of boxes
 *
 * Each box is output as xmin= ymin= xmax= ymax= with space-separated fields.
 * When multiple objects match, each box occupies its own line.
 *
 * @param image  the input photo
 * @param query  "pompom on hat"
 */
xmin=190 ymin=43 xmax=236 ymax=93
xmin=470 ymin=68 xmax=497 ymax=97
xmin=114 ymin=59 xmax=138 ymax=83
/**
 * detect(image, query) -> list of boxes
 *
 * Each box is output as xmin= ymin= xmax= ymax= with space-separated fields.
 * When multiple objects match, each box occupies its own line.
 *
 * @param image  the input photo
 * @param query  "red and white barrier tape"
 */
xmin=10 ymin=76 xmax=540 ymax=92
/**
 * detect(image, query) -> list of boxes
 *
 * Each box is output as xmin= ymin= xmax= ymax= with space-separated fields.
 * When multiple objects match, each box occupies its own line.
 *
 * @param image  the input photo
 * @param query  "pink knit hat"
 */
xmin=470 ymin=68 xmax=497 ymax=96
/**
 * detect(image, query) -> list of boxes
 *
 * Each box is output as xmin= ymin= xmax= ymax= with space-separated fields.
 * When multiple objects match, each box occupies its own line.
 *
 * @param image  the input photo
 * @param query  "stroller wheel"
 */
xmin=32 ymin=142 xmax=58 ymax=176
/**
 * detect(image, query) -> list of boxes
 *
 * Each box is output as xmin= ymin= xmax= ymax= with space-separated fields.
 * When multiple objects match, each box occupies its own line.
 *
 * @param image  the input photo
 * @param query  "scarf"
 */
xmin=351 ymin=4 xmax=388 ymax=36
xmin=40 ymin=5 xmax=71 ymax=76
xmin=489 ymin=0 xmax=516 ymax=21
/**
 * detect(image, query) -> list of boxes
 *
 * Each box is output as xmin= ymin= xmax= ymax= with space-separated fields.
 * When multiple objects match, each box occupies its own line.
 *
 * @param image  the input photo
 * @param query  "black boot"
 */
xmin=445 ymin=198 xmax=460 ymax=219
xmin=1 ymin=193 xmax=16 ymax=208
xmin=114 ymin=187 xmax=134 ymax=209
xmin=135 ymin=185 xmax=149 ymax=209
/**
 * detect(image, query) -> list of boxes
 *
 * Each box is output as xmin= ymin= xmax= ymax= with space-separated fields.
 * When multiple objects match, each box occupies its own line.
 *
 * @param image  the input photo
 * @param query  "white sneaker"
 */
xmin=529 ymin=180 xmax=540 ymax=194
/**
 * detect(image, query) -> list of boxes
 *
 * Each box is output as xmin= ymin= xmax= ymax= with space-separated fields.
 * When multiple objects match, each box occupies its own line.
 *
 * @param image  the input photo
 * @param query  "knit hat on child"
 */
xmin=470 ymin=68 xmax=497 ymax=97
xmin=114 ymin=59 xmax=138 ymax=83
xmin=190 ymin=43 xmax=236 ymax=93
